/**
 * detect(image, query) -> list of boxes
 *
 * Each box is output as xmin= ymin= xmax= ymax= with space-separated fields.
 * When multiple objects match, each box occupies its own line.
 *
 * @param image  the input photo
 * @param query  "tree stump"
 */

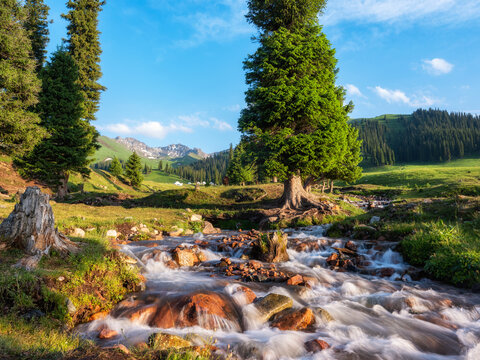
xmin=0 ymin=187 xmax=79 ymax=269
xmin=251 ymin=232 xmax=289 ymax=263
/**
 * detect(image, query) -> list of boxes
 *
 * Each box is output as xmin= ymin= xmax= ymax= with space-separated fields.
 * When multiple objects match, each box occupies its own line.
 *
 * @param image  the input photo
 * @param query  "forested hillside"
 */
xmin=166 ymin=151 xmax=230 ymax=184
xmin=353 ymin=109 xmax=480 ymax=166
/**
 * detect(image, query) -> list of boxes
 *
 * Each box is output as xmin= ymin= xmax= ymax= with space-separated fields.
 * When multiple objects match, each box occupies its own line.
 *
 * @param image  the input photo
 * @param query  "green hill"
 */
xmin=351 ymin=109 xmax=480 ymax=167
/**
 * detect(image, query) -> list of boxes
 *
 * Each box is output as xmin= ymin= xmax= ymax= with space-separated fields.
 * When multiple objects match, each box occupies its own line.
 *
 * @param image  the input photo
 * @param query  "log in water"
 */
xmin=77 ymin=226 xmax=480 ymax=359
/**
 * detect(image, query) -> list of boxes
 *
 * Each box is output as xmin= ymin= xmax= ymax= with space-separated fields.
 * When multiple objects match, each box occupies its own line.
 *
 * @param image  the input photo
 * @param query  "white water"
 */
xmin=78 ymin=226 xmax=480 ymax=359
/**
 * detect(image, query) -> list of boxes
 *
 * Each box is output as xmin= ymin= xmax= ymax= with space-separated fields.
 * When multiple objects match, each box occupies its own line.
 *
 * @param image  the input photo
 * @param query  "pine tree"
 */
xmin=109 ymin=156 xmax=122 ymax=177
xmin=24 ymin=0 xmax=50 ymax=72
xmin=227 ymin=142 xmax=254 ymax=186
xmin=62 ymin=0 xmax=106 ymax=122
xmin=158 ymin=160 xmax=164 ymax=171
xmin=124 ymin=152 xmax=143 ymax=187
xmin=0 ymin=0 xmax=46 ymax=156
xmin=239 ymin=0 xmax=359 ymax=209
xmin=16 ymin=48 xmax=97 ymax=198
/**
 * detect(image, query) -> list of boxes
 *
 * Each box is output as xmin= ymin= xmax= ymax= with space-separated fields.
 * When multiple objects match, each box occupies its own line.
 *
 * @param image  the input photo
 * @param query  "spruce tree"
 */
xmin=16 ymin=48 xmax=97 ymax=198
xmin=24 ymin=0 xmax=50 ymax=72
xmin=227 ymin=142 xmax=254 ymax=186
xmin=62 ymin=0 xmax=106 ymax=122
xmin=0 ymin=0 xmax=46 ymax=156
xmin=124 ymin=152 xmax=143 ymax=187
xmin=109 ymin=156 xmax=122 ymax=177
xmin=239 ymin=0 xmax=361 ymax=209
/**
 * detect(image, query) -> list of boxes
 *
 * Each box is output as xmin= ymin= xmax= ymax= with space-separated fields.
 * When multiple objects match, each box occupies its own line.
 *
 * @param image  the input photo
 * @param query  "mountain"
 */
xmin=114 ymin=137 xmax=208 ymax=160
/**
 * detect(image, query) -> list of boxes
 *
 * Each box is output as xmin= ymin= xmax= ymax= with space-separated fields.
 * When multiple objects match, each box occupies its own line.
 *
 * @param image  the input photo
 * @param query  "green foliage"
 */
xmin=125 ymin=152 xmax=144 ymax=187
xmin=246 ymin=0 xmax=327 ymax=31
xmin=23 ymin=0 xmax=50 ymax=73
xmin=62 ymin=0 xmax=106 ymax=122
xmin=239 ymin=4 xmax=361 ymax=188
xmin=109 ymin=156 xmax=122 ymax=177
xmin=0 ymin=0 xmax=47 ymax=156
xmin=16 ymin=48 xmax=97 ymax=191
xmin=227 ymin=141 xmax=255 ymax=185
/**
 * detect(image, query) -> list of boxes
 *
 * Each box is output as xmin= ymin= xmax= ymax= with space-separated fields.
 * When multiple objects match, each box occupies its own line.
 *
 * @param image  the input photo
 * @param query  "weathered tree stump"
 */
xmin=251 ymin=231 xmax=289 ymax=263
xmin=0 ymin=187 xmax=79 ymax=269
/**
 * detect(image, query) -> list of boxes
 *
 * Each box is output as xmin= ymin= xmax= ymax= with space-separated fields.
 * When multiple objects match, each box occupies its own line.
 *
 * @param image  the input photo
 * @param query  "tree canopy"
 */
xmin=0 ymin=0 xmax=46 ymax=156
xmin=24 ymin=0 xmax=50 ymax=73
xmin=17 ymin=48 xmax=97 ymax=197
xmin=124 ymin=152 xmax=143 ymax=187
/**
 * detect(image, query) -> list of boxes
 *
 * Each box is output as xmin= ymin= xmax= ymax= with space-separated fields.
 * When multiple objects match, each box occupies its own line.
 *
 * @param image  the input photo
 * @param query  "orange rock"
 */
xmin=326 ymin=253 xmax=339 ymax=265
xmin=89 ymin=311 xmax=108 ymax=321
xmin=248 ymin=260 xmax=262 ymax=270
xmin=234 ymin=286 xmax=257 ymax=304
xmin=271 ymin=308 xmax=315 ymax=331
xmin=173 ymin=248 xmax=199 ymax=267
xmin=149 ymin=303 xmax=178 ymax=329
xmin=98 ymin=327 xmax=118 ymax=339
xmin=305 ymin=339 xmax=330 ymax=352
xmin=123 ymin=304 xmax=158 ymax=323
xmin=287 ymin=274 xmax=304 ymax=286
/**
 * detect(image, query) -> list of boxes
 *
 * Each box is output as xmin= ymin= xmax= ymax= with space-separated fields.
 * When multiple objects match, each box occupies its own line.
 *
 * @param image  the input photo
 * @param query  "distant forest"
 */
xmin=354 ymin=109 xmax=480 ymax=167
xmin=165 ymin=151 xmax=230 ymax=184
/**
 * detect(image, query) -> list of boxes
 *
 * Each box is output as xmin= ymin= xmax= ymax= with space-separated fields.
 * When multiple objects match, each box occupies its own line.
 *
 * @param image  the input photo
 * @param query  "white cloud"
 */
xmin=422 ymin=58 xmax=454 ymax=75
xmin=372 ymin=86 xmax=440 ymax=107
xmin=373 ymin=86 xmax=411 ymax=104
xmin=105 ymin=121 xmax=192 ymax=140
xmin=211 ymin=117 xmax=233 ymax=131
xmin=223 ymin=104 xmax=241 ymax=112
xmin=178 ymin=113 xmax=210 ymax=127
xmin=345 ymin=84 xmax=365 ymax=98
xmin=323 ymin=0 xmax=480 ymax=25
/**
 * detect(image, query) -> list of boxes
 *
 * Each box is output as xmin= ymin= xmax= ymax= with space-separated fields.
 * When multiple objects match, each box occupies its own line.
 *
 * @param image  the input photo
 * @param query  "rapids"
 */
xmin=77 ymin=226 xmax=480 ymax=359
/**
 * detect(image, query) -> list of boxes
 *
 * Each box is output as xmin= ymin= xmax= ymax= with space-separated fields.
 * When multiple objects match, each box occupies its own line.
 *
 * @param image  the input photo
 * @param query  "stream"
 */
xmin=77 ymin=226 xmax=480 ymax=359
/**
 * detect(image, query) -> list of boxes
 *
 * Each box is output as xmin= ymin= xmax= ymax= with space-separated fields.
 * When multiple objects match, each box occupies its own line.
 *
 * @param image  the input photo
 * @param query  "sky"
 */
xmin=45 ymin=0 xmax=480 ymax=153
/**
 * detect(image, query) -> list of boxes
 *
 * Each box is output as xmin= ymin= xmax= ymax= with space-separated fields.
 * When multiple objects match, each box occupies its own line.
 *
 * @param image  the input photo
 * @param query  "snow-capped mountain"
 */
xmin=114 ymin=137 xmax=208 ymax=159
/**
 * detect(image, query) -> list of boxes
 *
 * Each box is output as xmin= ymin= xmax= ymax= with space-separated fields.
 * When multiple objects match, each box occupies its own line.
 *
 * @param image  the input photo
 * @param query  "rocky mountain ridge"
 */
xmin=114 ymin=137 xmax=209 ymax=159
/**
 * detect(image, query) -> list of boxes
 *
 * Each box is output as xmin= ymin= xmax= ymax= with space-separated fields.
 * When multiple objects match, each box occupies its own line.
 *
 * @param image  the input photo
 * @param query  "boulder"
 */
xmin=172 ymin=248 xmax=199 ymax=267
xmin=370 ymin=216 xmax=381 ymax=224
xmin=271 ymin=307 xmax=315 ymax=331
xmin=254 ymin=293 xmax=293 ymax=323
xmin=202 ymin=221 xmax=220 ymax=234
xmin=184 ymin=229 xmax=194 ymax=236
xmin=89 ymin=311 xmax=108 ymax=321
xmin=71 ymin=228 xmax=85 ymax=238
xmin=313 ymin=307 xmax=334 ymax=323
xmin=147 ymin=333 xmax=191 ymax=350
xmin=169 ymin=228 xmax=184 ymax=237
xmin=122 ymin=304 xmax=158 ymax=324
xmin=233 ymin=286 xmax=257 ymax=305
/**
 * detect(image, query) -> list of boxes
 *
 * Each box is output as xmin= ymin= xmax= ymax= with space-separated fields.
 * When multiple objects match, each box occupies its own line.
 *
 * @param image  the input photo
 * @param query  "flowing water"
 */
xmin=78 ymin=226 xmax=480 ymax=359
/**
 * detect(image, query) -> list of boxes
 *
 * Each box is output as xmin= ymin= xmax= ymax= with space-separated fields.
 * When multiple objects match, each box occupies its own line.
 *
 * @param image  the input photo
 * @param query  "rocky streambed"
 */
xmin=77 ymin=226 xmax=480 ymax=359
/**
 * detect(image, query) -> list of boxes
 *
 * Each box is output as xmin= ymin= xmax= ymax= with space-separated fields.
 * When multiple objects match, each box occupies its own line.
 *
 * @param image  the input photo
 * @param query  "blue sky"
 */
xmin=45 ymin=0 xmax=480 ymax=153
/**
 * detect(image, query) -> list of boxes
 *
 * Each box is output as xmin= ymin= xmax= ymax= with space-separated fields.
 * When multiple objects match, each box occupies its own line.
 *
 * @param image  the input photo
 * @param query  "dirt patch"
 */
xmin=0 ymin=161 xmax=50 ymax=196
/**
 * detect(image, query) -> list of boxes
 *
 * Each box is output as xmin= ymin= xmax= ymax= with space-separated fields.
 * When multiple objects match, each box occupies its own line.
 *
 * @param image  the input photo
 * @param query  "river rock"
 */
xmin=287 ymin=274 xmax=304 ymax=286
xmin=369 ymin=216 xmax=381 ymax=224
xmin=149 ymin=291 xmax=239 ymax=331
xmin=203 ymin=221 xmax=220 ymax=234
xmin=173 ymin=248 xmax=199 ymax=267
xmin=305 ymin=339 xmax=330 ymax=352
xmin=89 ymin=311 xmax=108 ymax=321
xmin=232 ymin=286 xmax=257 ymax=305
xmin=123 ymin=304 xmax=158 ymax=323
xmin=147 ymin=333 xmax=191 ymax=349
xmin=184 ymin=229 xmax=194 ymax=236
xmin=313 ymin=307 xmax=334 ymax=323
xmin=271 ymin=307 xmax=315 ymax=331
xmin=98 ymin=327 xmax=118 ymax=339
xmin=254 ymin=293 xmax=293 ymax=323
xmin=169 ymin=228 xmax=184 ymax=237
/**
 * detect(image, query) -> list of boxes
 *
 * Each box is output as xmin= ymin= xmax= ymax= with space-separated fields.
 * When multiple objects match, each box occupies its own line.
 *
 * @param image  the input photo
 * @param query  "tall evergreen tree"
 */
xmin=24 ymin=0 xmax=50 ymax=72
xmin=239 ymin=0 xmax=360 ymax=209
xmin=124 ymin=152 xmax=143 ymax=187
xmin=62 ymin=0 xmax=106 ymax=122
xmin=0 ymin=0 xmax=46 ymax=156
xmin=17 ymin=48 xmax=97 ymax=198
xmin=109 ymin=156 xmax=122 ymax=177
xmin=227 ymin=142 xmax=255 ymax=186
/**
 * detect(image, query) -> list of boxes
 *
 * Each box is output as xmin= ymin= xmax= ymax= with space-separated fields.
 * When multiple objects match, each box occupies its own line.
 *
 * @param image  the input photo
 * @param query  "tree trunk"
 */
xmin=272 ymin=176 xmax=278 ymax=183
xmin=280 ymin=175 xmax=323 ymax=210
xmin=0 ymin=187 xmax=79 ymax=269
xmin=304 ymin=176 xmax=315 ymax=193
xmin=321 ymin=180 xmax=326 ymax=193
xmin=330 ymin=180 xmax=334 ymax=193
xmin=56 ymin=173 xmax=69 ymax=199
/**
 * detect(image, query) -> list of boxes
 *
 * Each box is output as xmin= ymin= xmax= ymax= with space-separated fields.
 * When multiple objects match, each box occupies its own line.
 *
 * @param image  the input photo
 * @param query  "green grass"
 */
xmin=144 ymin=170 xmax=186 ymax=184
